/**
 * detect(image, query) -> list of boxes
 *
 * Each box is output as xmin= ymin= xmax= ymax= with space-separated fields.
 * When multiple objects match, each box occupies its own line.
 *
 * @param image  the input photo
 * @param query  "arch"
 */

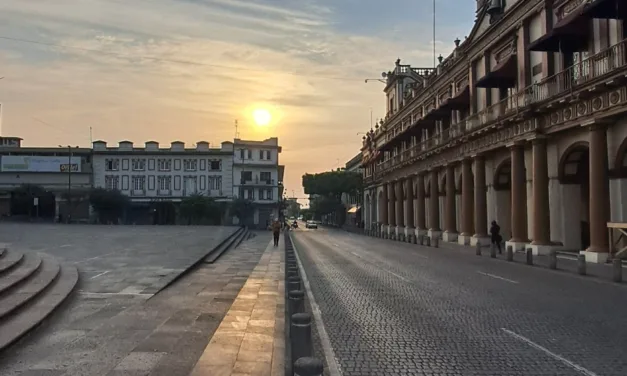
xmin=377 ymin=190 xmax=385 ymax=223
xmin=614 ymin=137 xmax=627 ymax=178
xmin=493 ymin=158 xmax=512 ymax=191
xmin=439 ymin=173 xmax=447 ymax=196
xmin=558 ymin=141 xmax=590 ymax=184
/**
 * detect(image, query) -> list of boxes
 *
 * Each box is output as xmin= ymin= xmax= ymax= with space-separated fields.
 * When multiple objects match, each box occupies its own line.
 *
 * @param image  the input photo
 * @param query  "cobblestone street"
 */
xmin=292 ymin=227 xmax=627 ymax=376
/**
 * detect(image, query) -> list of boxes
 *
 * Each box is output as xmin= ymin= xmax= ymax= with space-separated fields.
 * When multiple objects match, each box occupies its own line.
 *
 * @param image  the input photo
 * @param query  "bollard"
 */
xmin=526 ymin=248 xmax=533 ymax=265
xmin=419 ymin=235 xmax=424 ymax=245
xmin=288 ymin=290 xmax=305 ymax=316
xmin=293 ymin=357 xmax=324 ymax=376
xmin=490 ymin=243 xmax=496 ymax=258
xmin=612 ymin=259 xmax=622 ymax=283
xmin=433 ymin=236 xmax=439 ymax=248
xmin=412 ymin=235 xmax=417 ymax=244
xmin=475 ymin=242 xmax=481 ymax=256
xmin=287 ymin=275 xmax=301 ymax=292
xmin=287 ymin=269 xmax=299 ymax=279
xmin=426 ymin=237 xmax=431 ymax=247
xmin=506 ymin=245 xmax=513 ymax=261
xmin=549 ymin=250 xmax=557 ymax=270
xmin=577 ymin=254 xmax=586 ymax=275
xmin=291 ymin=313 xmax=313 ymax=365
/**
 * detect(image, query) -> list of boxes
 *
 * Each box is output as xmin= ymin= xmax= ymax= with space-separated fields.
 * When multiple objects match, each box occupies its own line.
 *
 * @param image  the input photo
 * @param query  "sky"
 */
xmin=0 ymin=0 xmax=475 ymax=205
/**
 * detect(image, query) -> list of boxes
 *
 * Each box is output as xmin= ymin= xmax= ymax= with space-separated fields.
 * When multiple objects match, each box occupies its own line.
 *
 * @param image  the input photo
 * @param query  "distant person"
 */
xmin=490 ymin=220 xmax=502 ymax=254
xmin=272 ymin=219 xmax=281 ymax=246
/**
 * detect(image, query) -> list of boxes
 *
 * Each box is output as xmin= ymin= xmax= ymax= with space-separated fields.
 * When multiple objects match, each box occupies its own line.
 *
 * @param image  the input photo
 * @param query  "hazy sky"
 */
xmin=0 ymin=0 xmax=474 ymax=204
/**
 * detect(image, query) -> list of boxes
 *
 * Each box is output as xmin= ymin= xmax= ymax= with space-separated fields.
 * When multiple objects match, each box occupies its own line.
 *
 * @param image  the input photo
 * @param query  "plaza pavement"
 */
xmin=292 ymin=226 xmax=627 ymax=376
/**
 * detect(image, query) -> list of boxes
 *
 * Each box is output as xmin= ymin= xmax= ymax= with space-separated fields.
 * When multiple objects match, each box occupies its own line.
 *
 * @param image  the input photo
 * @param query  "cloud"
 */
xmin=0 ymin=0 xmax=475 ymax=202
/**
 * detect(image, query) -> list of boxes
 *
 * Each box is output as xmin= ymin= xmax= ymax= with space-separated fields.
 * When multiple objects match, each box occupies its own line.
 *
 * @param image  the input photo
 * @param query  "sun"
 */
xmin=252 ymin=108 xmax=272 ymax=126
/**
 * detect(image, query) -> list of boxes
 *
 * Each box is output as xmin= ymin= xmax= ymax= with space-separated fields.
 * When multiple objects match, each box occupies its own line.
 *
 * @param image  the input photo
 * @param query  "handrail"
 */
xmin=374 ymin=38 xmax=627 ymax=175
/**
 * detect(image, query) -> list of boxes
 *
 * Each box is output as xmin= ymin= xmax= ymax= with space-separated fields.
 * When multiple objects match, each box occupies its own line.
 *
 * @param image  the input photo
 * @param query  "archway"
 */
xmin=492 ymin=158 xmax=512 ymax=240
xmin=425 ymin=179 xmax=431 ymax=229
xmin=558 ymin=142 xmax=590 ymax=251
xmin=377 ymin=190 xmax=385 ymax=226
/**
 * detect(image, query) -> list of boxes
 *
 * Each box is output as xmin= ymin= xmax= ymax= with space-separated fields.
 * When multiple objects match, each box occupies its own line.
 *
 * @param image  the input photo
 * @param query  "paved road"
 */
xmin=292 ymin=227 xmax=627 ymax=376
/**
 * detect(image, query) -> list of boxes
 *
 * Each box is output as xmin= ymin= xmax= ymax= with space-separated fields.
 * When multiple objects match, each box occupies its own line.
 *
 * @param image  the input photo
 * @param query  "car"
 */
xmin=305 ymin=220 xmax=318 ymax=229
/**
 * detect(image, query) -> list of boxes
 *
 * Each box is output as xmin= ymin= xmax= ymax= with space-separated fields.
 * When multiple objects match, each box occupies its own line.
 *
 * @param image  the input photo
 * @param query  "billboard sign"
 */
xmin=1 ymin=155 xmax=82 ymax=173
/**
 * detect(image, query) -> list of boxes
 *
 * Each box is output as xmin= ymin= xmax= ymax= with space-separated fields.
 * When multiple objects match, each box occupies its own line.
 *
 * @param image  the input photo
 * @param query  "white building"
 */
xmin=232 ymin=138 xmax=283 ymax=228
xmin=92 ymin=140 xmax=234 ymax=223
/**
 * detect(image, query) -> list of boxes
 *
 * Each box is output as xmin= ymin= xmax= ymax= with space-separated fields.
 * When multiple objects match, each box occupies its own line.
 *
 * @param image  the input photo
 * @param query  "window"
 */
xmin=241 ymin=188 xmax=254 ymax=200
xmin=132 ymin=159 xmax=146 ymax=171
xmin=132 ymin=176 xmax=146 ymax=191
xmin=240 ymin=149 xmax=245 ymax=159
xmin=266 ymin=150 xmax=272 ymax=160
xmin=208 ymin=176 xmax=222 ymax=190
xmin=184 ymin=159 xmax=197 ymax=171
xmin=210 ymin=160 xmax=221 ymax=171
xmin=266 ymin=189 xmax=273 ymax=200
xmin=260 ymin=171 xmax=272 ymax=183
xmin=158 ymin=159 xmax=172 ymax=171
xmin=105 ymin=159 xmax=119 ymax=171
xmin=105 ymin=175 xmax=119 ymax=190
xmin=158 ymin=176 xmax=172 ymax=191
xmin=247 ymin=150 xmax=252 ymax=159
xmin=241 ymin=171 xmax=252 ymax=182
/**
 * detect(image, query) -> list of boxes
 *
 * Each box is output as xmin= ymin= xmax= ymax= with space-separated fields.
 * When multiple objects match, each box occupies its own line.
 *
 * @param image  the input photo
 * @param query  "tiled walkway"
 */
xmin=189 ymin=238 xmax=285 ymax=376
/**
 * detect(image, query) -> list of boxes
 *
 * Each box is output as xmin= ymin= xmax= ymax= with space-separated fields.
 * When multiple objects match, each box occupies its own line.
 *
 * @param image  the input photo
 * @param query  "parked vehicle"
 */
xmin=305 ymin=220 xmax=318 ymax=229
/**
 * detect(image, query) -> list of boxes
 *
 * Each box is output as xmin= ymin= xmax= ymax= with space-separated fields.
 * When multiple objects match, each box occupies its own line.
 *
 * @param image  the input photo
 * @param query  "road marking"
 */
xmin=58 ymin=244 xmax=72 ymax=248
xmin=501 ymin=328 xmax=599 ymax=376
xmin=290 ymin=234 xmax=342 ymax=376
xmin=90 ymin=270 xmax=110 ymax=279
xmin=477 ymin=271 xmax=519 ymax=284
xmin=350 ymin=251 xmax=410 ymax=282
xmin=75 ymin=251 xmax=119 ymax=264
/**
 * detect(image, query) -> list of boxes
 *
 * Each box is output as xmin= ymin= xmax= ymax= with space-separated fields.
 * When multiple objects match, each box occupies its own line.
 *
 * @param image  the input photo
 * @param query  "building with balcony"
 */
xmin=343 ymin=152 xmax=364 ymax=227
xmin=0 ymin=137 xmax=93 ymax=220
xmin=362 ymin=0 xmax=627 ymax=263
xmin=92 ymin=140 xmax=234 ymax=223
xmin=232 ymin=137 xmax=283 ymax=228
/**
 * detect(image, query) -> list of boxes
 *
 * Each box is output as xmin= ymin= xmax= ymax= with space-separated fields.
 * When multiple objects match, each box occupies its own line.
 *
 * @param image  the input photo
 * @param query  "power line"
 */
xmin=0 ymin=35 xmax=359 ymax=82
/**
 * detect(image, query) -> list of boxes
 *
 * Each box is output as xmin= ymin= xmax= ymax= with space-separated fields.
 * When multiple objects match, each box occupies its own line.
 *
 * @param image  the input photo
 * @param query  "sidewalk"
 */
xmin=189 ymin=238 xmax=285 ymax=376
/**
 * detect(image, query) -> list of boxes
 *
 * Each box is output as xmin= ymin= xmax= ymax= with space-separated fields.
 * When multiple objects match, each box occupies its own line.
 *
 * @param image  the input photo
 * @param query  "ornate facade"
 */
xmin=361 ymin=0 xmax=627 ymax=262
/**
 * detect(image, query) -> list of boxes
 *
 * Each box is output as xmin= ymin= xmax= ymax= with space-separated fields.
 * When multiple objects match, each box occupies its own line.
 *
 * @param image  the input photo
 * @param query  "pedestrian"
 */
xmin=490 ymin=220 xmax=502 ymax=254
xmin=272 ymin=219 xmax=281 ymax=246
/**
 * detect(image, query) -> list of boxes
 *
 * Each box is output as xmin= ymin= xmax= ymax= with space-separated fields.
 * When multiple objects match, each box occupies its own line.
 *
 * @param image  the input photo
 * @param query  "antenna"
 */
xmin=433 ymin=0 xmax=436 ymax=69
xmin=234 ymin=119 xmax=240 ymax=139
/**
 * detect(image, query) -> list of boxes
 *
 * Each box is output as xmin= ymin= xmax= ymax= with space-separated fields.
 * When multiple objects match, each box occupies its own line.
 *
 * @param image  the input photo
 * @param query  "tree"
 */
xmin=179 ymin=194 xmax=223 ymax=225
xmin=89 ymin=188 xmax=129 ymax=224
xmin=302 ymin=170 xmax=362 ymax=225
xmin=230 ymin=198 xmax=255 ymax=225
xmin=11 ymin=184 xmax=46 ymax=217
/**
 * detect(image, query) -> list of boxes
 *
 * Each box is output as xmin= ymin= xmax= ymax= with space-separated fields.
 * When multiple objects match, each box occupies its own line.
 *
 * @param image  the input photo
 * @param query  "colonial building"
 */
xmin=343 ymin=152 xmax=364 ymax=226
xmin=362 ymin=0 xmax=626 ymax=263
xmin=232 ymin=138 xmax=283 ymax=227
xmin=0 ymin=137 xmax=92 ymax=220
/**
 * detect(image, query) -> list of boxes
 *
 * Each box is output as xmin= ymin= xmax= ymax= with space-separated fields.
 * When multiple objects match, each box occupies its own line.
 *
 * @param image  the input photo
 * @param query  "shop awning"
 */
xmin=475 ymin=54 xmax=518 ymax=88
xmin=584 ymin=0 xmax=626 ymax=20
xmin=439 ymin=85 xmax=470 ymax=111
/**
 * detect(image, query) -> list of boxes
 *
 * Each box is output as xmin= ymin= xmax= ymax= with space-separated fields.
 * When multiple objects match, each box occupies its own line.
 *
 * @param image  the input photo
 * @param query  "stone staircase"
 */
xmin=0 ymin=247 xmax=78 ymax=352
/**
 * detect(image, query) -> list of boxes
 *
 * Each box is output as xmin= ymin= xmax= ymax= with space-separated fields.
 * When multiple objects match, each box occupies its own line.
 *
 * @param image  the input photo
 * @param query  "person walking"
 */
xmin=272 ymin=219 xmax=281 ymax=246
xmin=490 ymin=220 xmax=502 ymax=254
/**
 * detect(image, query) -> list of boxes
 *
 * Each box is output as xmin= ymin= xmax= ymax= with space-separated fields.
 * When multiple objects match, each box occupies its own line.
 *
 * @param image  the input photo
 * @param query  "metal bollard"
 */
xmin=526 ymin=248 xmax=533 ymax=265
xmin=419 ymin=235 xmax=424 ymax=245
xmin=287 ymin=275 xmax=301 ymax=292
xmin=433 ymin=236 xmax=439 ymax=248
xmin=291 ymin=313 xmax=313 ymax=365
xmin=412 ymin=235 xmax=417 ymax=244
xmin=577 ymin=254 xmax=586 ymax=275
xmin=288 ymin=290 xmax=305 ymax=316
xmin=293 ymin=357 xmax=324 ymax=376
xmin=612 ymin=258 xmax=622 ymax=283
xmin=475 ymin=242 xmax=481 ymax=256
xmin=287 ymin=269 xmax=299 ymax=279
xmin=506 ymin=245 xmax=513 ymax=261
xmin=490 ymin=243 xmax=496 ymax=258
xmin=549 ymin=250 xmax=557 ymax=270
xmin=426 ymin=237 xmax=431 ymax=246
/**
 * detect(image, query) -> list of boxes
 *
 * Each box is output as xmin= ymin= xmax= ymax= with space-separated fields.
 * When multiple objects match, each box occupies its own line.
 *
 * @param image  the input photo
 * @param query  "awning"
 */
xmin=439 ymin=85 xmax=470 ymax=111
xmin=584 ymin=0 xmax=626 ymax=20
xmin=475 ymin=54 xmax=518 ymax=88
xmin=347 ymin=205 xmax=360 ymax=214
xmin=528 ymin=31 xmax=588 ymax=52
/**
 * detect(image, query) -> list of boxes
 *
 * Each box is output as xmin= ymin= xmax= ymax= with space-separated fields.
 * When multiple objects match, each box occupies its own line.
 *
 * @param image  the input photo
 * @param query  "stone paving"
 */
xmin=292 ymin=227 xmax=627 ymax=376
xmin=188 ymin=235 xmax=284 ymax=376
xmin=0 ymin=230 xmax=270 ymax=376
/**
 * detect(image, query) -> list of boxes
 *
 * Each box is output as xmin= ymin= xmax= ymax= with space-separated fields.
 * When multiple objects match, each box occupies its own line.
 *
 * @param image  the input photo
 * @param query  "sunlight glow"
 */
xmin=252 ymin=108 xmax=272 ymax=126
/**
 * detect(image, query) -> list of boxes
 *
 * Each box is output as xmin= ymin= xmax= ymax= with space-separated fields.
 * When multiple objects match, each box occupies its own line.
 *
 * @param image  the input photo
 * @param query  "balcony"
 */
xmin=368 ymin=39 xmax=627 ymax=178
xmin=240 ymin=178 xmax=275 ymax=186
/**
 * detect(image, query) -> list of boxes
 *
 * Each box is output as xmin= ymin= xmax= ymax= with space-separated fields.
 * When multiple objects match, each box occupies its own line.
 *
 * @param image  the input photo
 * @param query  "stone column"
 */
xmin=458 ymin=158 xmax=474 ymax=245
xmin=429 ymin=169 xmax=441 ymax=233
xmin=416 ymin=173 xmax=426 ymax=233
xmin=388 ymin=182 xmax=396 ymax=234
xmin=473 ymin=155 xmax=488 ymax=244
xmin=530 ymin=137 xmax=551 ymax=248
xmin=586 ymin=124 xmax=610 ymax=261
xmin=405 ymin=176 xmax=415 ymax=238
xmin=443 ymin=164 xmax=457 ymax=242
xmin=395 ymin=179 xmax=404 ymax=239
xmin=509 ymin=143 xmax=529 ymax=246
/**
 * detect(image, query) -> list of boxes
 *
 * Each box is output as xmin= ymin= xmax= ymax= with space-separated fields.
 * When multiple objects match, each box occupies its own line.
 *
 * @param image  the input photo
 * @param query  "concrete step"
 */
xmin=0 ymin=251 xmax=24 ymax=275
xmin=0 ymin=247 xmax=6 ymax=258
xmin=0 ymin=254 xmax=61 ymax=320
xmin=0 ymin=263 xmax=78 ymax=351
xmin=0 ymin=253 xmax=43 ymax=296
